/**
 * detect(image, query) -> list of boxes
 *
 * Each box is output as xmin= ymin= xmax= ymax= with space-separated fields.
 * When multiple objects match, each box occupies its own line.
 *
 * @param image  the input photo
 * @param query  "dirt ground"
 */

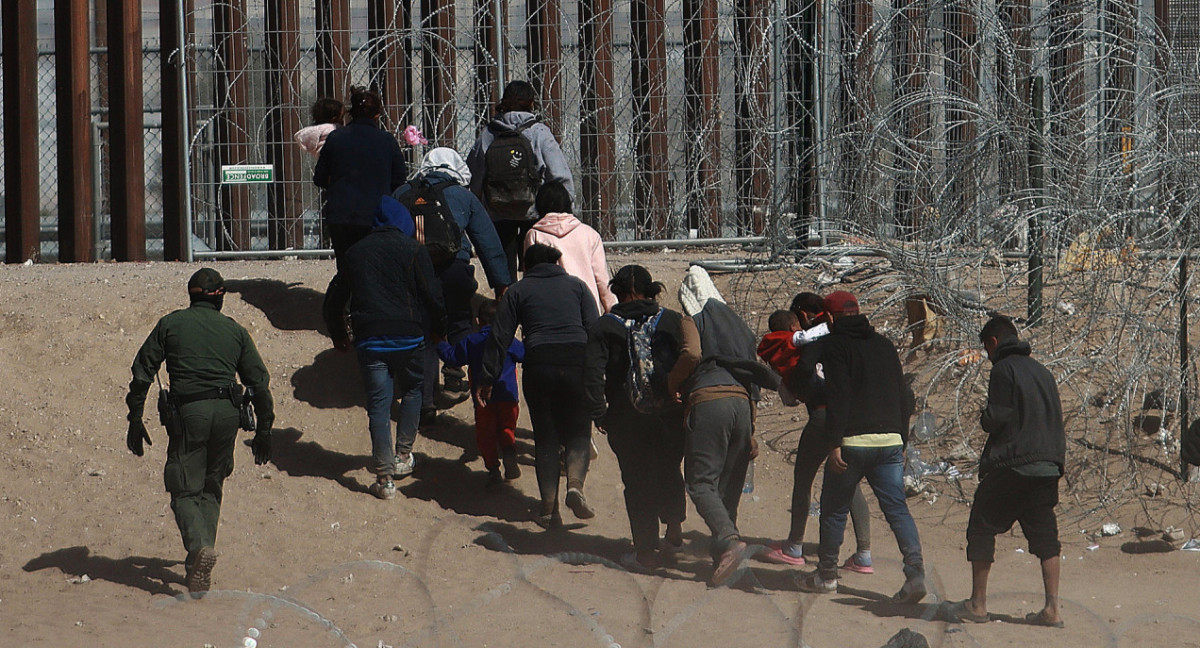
xmin=3 ymin=250 xmax=1199 ymax=648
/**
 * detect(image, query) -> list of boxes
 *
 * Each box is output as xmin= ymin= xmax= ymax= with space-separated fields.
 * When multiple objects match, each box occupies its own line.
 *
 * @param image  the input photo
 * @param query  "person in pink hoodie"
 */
xmin=294 ymin=97 xmax=344 ymax=157
xmin=523 ymin=182 xmax=618 ymax=314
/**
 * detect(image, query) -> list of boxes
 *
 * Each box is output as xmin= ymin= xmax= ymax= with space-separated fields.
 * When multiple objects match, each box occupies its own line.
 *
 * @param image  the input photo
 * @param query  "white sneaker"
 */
xmin=394 ymin=452 xmax=415 ymax=477
xmin=369 ymin=479 xmax=396 ymax=500
xmin=797 ymin=572 xmax=838 ymax=593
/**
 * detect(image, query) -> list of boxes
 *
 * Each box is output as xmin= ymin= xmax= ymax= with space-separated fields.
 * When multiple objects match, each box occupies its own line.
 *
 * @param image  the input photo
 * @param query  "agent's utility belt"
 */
xmin=173 ymin=385 xmax=244 ymax=407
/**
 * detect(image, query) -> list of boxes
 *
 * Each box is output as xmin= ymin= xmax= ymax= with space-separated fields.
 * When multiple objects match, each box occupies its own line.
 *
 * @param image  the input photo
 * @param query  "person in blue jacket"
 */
xmin=437 ymin=299 xmax=524 ymax=489
xmin=393 ymin=146 xmax=512 ymax=424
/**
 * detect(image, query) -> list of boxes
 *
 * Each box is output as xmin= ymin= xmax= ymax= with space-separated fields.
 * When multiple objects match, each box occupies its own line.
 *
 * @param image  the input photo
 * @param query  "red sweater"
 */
xmin=757 ymin=330 xmax=802 ymax=379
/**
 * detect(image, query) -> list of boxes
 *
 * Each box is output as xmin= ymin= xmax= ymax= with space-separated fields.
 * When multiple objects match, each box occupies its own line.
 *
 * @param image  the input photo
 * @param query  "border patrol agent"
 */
xmin=124 ymin=268 xmax=275 ymax=594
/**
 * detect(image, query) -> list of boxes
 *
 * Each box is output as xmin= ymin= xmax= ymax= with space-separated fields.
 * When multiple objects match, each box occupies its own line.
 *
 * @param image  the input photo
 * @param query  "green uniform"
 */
xmin=126 ymin=301 xmax=275 ymax=561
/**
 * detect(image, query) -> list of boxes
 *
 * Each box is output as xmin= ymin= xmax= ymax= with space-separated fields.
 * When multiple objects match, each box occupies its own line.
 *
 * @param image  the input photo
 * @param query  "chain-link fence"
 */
xmin=178 ymin=0 xmax=831 ymax=255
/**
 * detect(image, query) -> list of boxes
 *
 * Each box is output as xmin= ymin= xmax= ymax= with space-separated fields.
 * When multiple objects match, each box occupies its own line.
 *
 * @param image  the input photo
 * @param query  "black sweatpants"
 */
xmin=605 ymin=414 xmax=687 ymax=554
xmin=966 ymin=469 xmax=1061 ymax=562
xmin=522 ymin=362 xmax=592 ymax=515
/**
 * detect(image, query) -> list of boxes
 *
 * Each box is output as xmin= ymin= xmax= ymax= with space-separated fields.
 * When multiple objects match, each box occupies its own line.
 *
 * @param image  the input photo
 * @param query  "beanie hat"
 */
xmin=374 ymin=195 xmax=415 ymax=236
xmin=188 ymin=268 xmax=225 ymax=294
xmin=823 ymin=290 xmax=859 ymax=315
xmin=678 ymin=265 xmax=725 ymax=317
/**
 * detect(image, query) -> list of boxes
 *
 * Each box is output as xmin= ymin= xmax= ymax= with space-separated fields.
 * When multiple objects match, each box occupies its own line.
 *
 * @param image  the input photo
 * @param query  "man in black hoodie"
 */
xmin=323 ymin=207 xmax=446 ymax=500
xmin=800 ymin=291 xmax=925 ymax=604
xmin=945 ymin=316 xmax=1065 ymax=627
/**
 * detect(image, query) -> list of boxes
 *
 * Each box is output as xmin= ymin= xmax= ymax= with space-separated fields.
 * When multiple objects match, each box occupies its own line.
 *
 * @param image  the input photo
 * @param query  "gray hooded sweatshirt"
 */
xmin=466 ymin=110 xmax=575 ymax=221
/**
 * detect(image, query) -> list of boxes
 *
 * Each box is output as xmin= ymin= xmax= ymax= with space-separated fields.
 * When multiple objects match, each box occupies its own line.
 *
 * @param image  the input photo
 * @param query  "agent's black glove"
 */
xmin=127 ymin=419 xmax=152 ymax=456
xmin=251 ymin=430 xmax=272 ymax=465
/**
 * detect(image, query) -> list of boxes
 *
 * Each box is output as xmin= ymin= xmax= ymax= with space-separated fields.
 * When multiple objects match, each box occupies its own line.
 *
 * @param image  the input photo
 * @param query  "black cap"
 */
xmin=188 ymin=268 xmax=225 ymax=294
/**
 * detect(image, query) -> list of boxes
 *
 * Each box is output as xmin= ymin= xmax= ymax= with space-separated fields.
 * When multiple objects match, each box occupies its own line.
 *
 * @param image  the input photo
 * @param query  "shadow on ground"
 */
xmin=267 ymin=427 xmax=372 ymax=495
xmin=471 ymin=521 xmax=718 ymax=585
xmin=400 ymin=455 xmax=540 ymax=525
xmin=23 ymin=546 xmax=183 ymax=597
xmin=225 ymin=278 xmax=330 ymax=334
xmin=291 ymin=349 xmax=364 ymax=409
xmin=417 ymin=410 xmax=536 ymax=465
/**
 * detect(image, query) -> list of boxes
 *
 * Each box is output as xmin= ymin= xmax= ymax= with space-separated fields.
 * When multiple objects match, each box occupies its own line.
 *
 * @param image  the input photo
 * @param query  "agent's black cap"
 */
xmin=188 ymin=268 xmax=225 ymax=294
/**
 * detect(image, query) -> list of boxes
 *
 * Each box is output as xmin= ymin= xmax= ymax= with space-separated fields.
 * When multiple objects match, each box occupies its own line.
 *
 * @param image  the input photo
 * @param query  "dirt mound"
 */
xmin=2 ymin=253 xmax=1196 ymax=647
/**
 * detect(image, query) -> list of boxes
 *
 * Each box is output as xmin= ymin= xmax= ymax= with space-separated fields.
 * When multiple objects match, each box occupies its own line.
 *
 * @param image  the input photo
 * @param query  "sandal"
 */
xmin=760 ymin=542 xmax=806 ymax=566
xmin=943 ymin=600 xmax=989 ymax=624
xmin=1024 ymin=611 xmax=1065 ymax=628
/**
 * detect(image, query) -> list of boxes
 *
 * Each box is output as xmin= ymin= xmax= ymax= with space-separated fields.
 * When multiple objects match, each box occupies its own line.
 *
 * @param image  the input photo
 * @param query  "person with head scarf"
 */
xmin=125 ymin=268 xmax=276 ymax=595
xmin=393 ymin=147 xmax=512 ymax=425
xmin=677 ymin=265 xmax=779 ymax=587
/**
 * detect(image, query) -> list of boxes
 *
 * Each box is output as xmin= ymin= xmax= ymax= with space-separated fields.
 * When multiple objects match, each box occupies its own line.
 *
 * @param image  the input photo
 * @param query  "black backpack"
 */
xmin=483 ymin=118 xmax=542 ymax=219
xmin=396 ymin=177 xmax=462 ymax=269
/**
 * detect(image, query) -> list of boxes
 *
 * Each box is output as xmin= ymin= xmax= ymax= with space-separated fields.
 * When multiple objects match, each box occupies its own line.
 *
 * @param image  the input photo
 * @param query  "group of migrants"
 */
xmin=123 ymin=81 xmax=1067 ymax=629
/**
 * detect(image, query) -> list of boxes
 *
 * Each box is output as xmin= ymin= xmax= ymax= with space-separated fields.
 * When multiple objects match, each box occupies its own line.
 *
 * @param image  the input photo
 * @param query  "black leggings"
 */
xmin=606 ymin=415 xmax=687 ymax=554
xmin=522 ymin=362 xmax=592 ymax=515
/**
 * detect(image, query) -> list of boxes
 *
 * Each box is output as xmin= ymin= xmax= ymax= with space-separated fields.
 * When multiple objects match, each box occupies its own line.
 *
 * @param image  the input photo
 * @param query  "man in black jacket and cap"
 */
xmin=800 ymin=290 xmax=925 ymax=604
xmin=944 ymin=315 xmax=1065 ymax=628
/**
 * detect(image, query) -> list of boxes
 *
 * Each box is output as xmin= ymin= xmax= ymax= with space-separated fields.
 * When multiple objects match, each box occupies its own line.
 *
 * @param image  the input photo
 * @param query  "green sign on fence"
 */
xmin=221 ymin=164 xmax=274 ymax=184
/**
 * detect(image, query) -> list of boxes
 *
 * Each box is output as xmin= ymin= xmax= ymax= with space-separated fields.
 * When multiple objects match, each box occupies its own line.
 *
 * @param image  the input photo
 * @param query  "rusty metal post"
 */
xmin=475 ymin=0 xmax=505 ymax=119
xmin=160 ymin=0 xmax=191 ymax=260
xmin=266 ymin=0 xmax=305 ymax=250
xmin=422 ymin=0 xmax=458 ymax=144
xmin=317 ymin=0 xmax=351 ymax=100
xmin=684 ymin=0 xmax=721 ymax=237
xmin=734 ymin=0 xmax=771 ymax=236
xmin=214 ymin=0 xmax=252 ymax=251
xmin=108 ymin=0 xmax=147 ymax=261
xmin=631 ymin=0 xmax=671 ymax=237
xmin=3 ymin=0 xmax=40 ymax=263
xmin=370 ymin=0 xmax=412 ymax=130
xmin=788 ymin=0 xmax=818 ymax=243
xmin=528 ymin=0 xmax=563 ymax=130
xmin=53 ymin=0 xmax=95 ymax=262
xmin=579 ymin=0 xmax=618 ymax=237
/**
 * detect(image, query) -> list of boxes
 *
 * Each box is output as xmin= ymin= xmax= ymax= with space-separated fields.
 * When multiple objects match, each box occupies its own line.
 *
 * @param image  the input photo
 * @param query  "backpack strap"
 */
xmin=515 ymin=116 xmax=539 ymax=134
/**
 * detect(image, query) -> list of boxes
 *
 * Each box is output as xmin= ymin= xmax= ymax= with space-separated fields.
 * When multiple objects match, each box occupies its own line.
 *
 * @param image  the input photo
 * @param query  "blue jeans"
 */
xmin=357 ymin=343 xmax=424 ymax=476
xmin=818 ymin=445 xmax=924 ymax=582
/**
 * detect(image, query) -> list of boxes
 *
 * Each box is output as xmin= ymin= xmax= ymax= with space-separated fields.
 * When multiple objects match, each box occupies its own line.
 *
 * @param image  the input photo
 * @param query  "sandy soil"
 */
xmin=3 ymin=250 xmax=1199 ymax=648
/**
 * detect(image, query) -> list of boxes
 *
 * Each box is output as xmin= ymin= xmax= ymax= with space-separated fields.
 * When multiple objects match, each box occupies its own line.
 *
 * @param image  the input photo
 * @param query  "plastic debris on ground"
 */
xmin=1181 ymin=539 xmax=1200 ymax=551
xmin=1099 ymin=522 xmax=1121 ymax=536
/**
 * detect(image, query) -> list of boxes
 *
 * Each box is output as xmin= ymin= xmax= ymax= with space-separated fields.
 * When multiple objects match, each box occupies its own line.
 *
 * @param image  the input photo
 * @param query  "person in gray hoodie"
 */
xmin=467 ymin=80 xmax=575 ymax=281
